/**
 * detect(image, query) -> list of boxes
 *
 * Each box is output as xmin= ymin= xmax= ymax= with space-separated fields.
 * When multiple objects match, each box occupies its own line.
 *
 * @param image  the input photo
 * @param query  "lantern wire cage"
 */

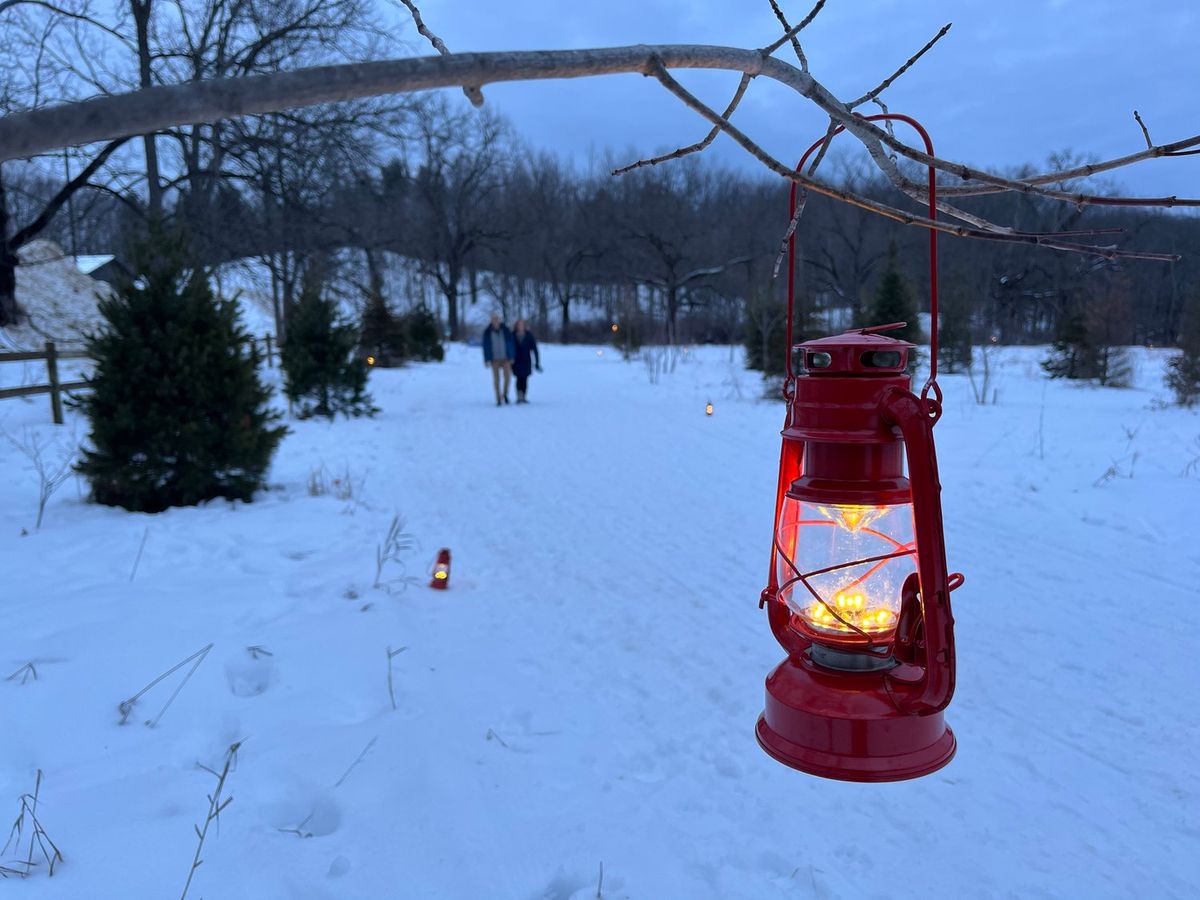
xmin=774 ymin=524 xmax=916 ymax=653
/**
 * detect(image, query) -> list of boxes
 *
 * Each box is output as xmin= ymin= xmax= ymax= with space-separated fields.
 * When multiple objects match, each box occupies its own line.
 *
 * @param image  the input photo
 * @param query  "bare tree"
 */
xmin=407 ymin=97 xmax=511 ymax=339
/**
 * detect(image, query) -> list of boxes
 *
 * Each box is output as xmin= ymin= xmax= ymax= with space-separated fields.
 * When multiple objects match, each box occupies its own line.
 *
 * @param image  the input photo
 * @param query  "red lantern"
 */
xmin=430 ymin=548 xmax=451 ymax=590
xmin=756 ymin=115 xmax=964 ymax=782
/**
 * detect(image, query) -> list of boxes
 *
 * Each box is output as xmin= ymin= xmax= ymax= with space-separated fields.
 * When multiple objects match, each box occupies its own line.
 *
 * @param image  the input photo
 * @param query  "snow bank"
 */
xmin=1 ymin=240 xmax=114 ymax=352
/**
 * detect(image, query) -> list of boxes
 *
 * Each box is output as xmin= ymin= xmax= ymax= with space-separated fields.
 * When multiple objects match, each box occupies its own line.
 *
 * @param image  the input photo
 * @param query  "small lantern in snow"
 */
xmin=430 ymin=548 xmax=451 ymax=590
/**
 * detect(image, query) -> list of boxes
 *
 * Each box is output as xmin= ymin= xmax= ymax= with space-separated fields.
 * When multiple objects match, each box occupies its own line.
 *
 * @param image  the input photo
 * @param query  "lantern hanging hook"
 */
xmin=785 ymin=113 xmax=942 ymax=423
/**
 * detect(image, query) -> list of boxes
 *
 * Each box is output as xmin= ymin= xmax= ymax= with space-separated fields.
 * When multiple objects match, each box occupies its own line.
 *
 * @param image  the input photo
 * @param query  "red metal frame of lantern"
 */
xmin=755 ymin=114 xmax=966 ymax=783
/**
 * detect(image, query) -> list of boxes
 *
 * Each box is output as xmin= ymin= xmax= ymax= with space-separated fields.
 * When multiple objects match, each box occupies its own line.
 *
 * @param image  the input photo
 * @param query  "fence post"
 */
xmin=45 ymin=341 xmax=64 ymax=425
xmin=265 ymin=333 xmax=274 ymax=368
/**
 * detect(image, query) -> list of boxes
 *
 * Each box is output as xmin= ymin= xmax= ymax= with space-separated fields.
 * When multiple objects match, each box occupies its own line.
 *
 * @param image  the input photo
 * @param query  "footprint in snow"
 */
xmin=224 ymin=646 xmax=276 ymax=697
xmin=263 ymin=787 xmax=342 ymax=838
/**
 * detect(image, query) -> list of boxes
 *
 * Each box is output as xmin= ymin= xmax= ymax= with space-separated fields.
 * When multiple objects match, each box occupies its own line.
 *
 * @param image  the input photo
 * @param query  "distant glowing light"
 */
xmin=367 ymin=356 xmax=376 ymax=366
xmin=705 ymin=402 xmax=714 ymax=416
xmin=611 ymin=323 xmax=619 ymax=332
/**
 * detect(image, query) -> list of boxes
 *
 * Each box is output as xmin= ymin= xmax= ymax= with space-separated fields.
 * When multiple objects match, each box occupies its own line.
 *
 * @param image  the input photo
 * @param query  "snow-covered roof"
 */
xmin=74 ymin=255 xmax=115 ymax=275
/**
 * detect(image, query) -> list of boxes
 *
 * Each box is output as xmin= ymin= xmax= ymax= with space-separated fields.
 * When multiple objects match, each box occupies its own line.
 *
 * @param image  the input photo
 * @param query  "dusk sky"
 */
xmin=394 ymin=0 xmax=1200 ymax=199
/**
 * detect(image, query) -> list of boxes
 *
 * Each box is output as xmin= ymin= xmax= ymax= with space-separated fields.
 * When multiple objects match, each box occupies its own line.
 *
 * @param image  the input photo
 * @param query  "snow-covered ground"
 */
xmin=2 ymin=343 xmax=1198 ymax=899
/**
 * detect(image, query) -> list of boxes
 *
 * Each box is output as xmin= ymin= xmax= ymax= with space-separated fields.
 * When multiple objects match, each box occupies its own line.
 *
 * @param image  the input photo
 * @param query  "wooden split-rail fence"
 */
xmin=0 ymin=335 xmax=279 ymax=424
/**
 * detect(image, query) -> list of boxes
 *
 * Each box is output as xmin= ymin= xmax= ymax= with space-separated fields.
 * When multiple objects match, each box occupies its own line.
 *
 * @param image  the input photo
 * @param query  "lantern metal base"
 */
xmin=757 ymin=655 xmax=955 ymax=783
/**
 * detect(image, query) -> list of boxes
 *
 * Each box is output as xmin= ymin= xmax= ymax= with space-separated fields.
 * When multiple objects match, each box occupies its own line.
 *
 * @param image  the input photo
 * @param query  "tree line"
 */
xmin=2 ymin=0 xmax=1199 ymax=364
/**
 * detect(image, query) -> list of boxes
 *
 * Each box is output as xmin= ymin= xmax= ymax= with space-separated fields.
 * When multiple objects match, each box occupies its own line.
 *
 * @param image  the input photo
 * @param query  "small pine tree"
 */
xmin=282 ymin=275 xmax=377 ymax=419
xmin=399 ymin=306 xmax=445 ymax=361
xmin=611 ymin=316 xmax=644 ymax=360
xmin=359 ymin=287 xmax=407 ymax=366
xmin=864 ymin=244 xmax=923 ymax=342
xmin=1042 ymin=309 xmax=1094 ymax=380
xmin=76 ymin=229 xmax=285 ymax=513
xmin=744 ymin=287 xmax=818 ymax=377
xmin=1166 ymin=291 xmax=1200 ymax=407
xmin=1087 ymin=281 xmax=1133 ymax=388
xmin=937 ymin=286 xmax=974 ymax=374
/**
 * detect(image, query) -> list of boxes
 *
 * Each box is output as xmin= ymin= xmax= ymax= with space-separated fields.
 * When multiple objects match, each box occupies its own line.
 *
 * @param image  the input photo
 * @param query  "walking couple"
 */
xmin=482 ymin=312 xmax=541 ymax=406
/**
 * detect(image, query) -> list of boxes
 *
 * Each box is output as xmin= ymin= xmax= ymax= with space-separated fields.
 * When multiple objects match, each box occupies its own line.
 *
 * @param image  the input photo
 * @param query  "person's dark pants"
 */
xmin=516 ymin=374 xmax=529 ymax=397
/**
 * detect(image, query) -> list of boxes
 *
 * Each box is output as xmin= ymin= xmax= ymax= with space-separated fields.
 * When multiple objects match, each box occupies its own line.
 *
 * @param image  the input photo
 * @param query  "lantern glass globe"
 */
xmin=775 ymin=498 xmax=917 ymax=643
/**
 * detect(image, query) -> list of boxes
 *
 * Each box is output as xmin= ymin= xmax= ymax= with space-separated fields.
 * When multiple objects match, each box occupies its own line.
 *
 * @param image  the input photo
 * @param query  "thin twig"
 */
xmin=2 ymin=770 xmax=63 ymax=879
xmin=1133 ymin=110 xmax=1153 ymax=150
xmin=386 ymin=646 xmax=406 ymax=711
xmin=612 ymin=72 xmax=752 ymax=174
xmin=848 ymin=23 xmax=952 ymax=109
xmin=5 ymin=663 xmax=37 ymax=685
xmin=129 ymin=526 xmax=149 ymax=583
xmin=334 ymin=736 xmax=378 ymax=789
xmin=767 ymin=0 xmax=808 ymax=69
xmin=762 ymin=0 xmax=827 ymax=56
xmin=180 ymin=742 xmax=241 ymax=900
xmin=119 ymin=642 xmax=214 ymax=726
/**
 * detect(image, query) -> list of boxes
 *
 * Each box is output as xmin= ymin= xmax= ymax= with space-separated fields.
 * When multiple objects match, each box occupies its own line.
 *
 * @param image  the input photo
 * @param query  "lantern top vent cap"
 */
xmin=795 ymin=323 xmax=913 ymax=376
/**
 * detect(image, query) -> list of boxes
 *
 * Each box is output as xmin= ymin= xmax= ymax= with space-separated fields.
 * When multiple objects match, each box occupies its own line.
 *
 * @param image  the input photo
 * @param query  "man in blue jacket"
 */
xmin=481 ymin=311 xmax=515 ymax=406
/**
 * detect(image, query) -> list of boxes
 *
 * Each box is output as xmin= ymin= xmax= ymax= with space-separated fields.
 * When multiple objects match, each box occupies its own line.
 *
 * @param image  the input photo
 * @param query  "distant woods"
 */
xmin=0 ymin=1 xmax=1197 ymax=353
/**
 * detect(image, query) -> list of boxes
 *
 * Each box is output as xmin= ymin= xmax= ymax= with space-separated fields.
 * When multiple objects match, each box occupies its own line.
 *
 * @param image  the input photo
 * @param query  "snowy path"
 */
xmin=3 ymin=344 xmax=1198 ymax=898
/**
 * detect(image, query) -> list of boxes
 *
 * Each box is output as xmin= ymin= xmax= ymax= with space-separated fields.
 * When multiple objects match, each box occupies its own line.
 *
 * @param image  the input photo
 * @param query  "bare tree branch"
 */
xmin=0 ymin=25 xmax=1194 ymax=259
xmin=761 ymin=0 xmax=826 ymax=57
xmin=767 ymin=0 xmax=808 ymax=70
xmin=9 ymin=137 xmax=129 ymax=248
xmin=1133 ymin=109 xmax=1153 ymax=150
xmin=612 ymin=72 xmax=752 ymax=175
xmin=847 ymin=22 xmax=951 ymax=110
xmin=644 ymin=58 xmax=1179 ymax=261
xmin=395 ymin=0 xmax=483 ymax=107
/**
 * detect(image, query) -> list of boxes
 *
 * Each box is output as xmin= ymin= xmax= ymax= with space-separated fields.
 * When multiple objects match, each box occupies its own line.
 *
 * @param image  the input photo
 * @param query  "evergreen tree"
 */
xmin=744 ymin=286 xmax=817 ymax=376
xmin=399 ymin=306 xmax=445 ymax=361
xmin=76 ymin=229 xmax=285 ymax=513
xmin=359 ymin=286 xmax=407 ymax=366
xmin=937 ymin=285 xmax=974 ymax=374
xmin=1042 ymin=309 xmax=1094 ymax=380
xmin=1166 ymin=290 xmax=1200 ymax=407
xmin=864 ymin=242 xmax=923 ymax=350
xmin=1087 ymin=280 xmax=1133 ymax=388
xmin=282 ymin=275 xmax=377 ymax=419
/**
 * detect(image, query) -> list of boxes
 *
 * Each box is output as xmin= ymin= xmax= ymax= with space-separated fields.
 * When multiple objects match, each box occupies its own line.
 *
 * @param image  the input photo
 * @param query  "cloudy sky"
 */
xmin=396 ymin=0 xmax=1199 ymax=198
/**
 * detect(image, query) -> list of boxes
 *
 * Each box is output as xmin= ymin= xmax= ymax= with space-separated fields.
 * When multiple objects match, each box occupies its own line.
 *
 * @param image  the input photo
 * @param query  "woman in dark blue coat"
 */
xmin=511 ymin=319 xmax=541 ymax=404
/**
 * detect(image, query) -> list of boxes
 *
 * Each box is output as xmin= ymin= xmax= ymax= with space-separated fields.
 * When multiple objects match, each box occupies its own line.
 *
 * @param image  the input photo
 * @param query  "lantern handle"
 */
xmin=787 ymin=114 xmax=940 ymax=409
xmin=880 ymin=386 xmax=957 ymax=714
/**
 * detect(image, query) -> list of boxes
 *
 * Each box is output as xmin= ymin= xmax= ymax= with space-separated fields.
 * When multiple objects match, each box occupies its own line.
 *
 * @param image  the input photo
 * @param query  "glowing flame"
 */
xmin=366 ymin=356 xmax=376 ymax=366
xmin=816 ymin=504 xmax=886 ymax=534
xmin=808 ymin=596 xmax=894 ymax=634
xmin=705 ymin=402 xmax=714 ymax=416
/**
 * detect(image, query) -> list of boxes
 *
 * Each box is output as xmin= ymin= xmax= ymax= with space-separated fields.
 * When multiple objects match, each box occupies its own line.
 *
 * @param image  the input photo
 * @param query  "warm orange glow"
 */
xmin=434 ymin=568 xmax=448 ymax=580
xmin=807 ymin=595 xmax=894 ymax=634
xmin=816 ymin=503 xmax=885 ymax=534
xmin=366 ymin=356 xmax=376 ymax=366
xmin=705 ymin=402 xmax=714 ymax=416
xmin=611 ymin=323 xmax=619 ymax=332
